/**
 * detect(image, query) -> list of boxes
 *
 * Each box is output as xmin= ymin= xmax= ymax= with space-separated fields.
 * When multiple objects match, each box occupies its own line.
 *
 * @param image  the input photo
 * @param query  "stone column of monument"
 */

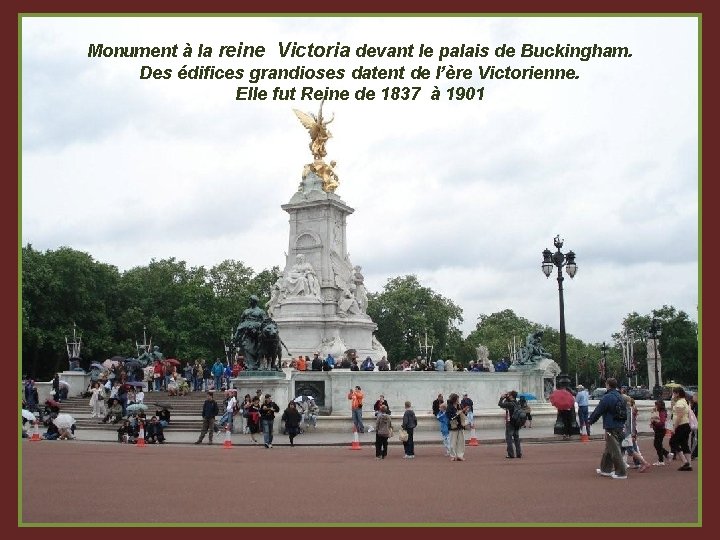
xmin=268 ymin=103 xmax=387 ymax=362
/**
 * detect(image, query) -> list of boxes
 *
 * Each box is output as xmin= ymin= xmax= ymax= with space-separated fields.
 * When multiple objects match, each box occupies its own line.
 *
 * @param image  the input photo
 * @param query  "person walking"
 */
xmin=650 ymin=399 xmax=672 ymax=465
xmin=348 ymin=386 xmax=365 ymax=433
xmin=260 ymin=393 xmax=280 ymax=448
xmin=587 ymin=378 xmax=628 ymax=479
xmin=401 ymin=401 xmax=418 ymax=459
xmin=446 ymin=393 xmax=467 ymax=462
xmin=621 ymin=396 xmax=651 ymax=473
xmin=281 ymin=401 xmax=302 ymax=446
xmin=245 ymin=396 xmax=261 ymax=443
xmin=195 ymin=391 xmax=219 ymax=445
xmin=669 ymin=387 xmax=693 ymax=471
xmin=374 ymin=404 xmax=392 ymax=459
xmin=498 ymin=390 xmax=523 ymax=459
xmin=436 ymin=403 xmax=451 ymax=456
xmin=575 ymin=384 xmax=590 ymax=436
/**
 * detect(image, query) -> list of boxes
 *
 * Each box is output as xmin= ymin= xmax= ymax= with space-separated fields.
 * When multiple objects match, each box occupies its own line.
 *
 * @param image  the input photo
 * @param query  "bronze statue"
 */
xmin=233 ymin=295 xmax=288 ymax=371
xmin=518 ymin=331 xmax=553 ymax=365
xmin=293 ymin=100 xmax=334 ymax=160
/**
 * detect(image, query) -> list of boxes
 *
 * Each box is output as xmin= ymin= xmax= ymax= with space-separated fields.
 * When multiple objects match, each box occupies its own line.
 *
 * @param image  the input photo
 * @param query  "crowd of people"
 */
xmin=22 ymin=368 xmax=699 ymax=477
xmin=586 ymin=378 xmax=698 ymax=479
xmin=193 ymin=388 xmax=320 ymax=448
xmin=282 ymin=352 xmax=516 ymax=373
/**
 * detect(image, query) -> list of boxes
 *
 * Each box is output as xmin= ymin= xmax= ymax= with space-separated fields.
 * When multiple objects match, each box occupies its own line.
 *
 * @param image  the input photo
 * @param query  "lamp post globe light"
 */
xmin=541 ymin=234 xmax=578 ymax=389
xmin=648 ymin=318 xmax=662 ymax=400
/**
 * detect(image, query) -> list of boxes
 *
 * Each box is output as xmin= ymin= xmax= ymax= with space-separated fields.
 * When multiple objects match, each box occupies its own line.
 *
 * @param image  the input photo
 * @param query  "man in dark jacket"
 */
xmin=195 ymin=391 xmax=219 ymax=445
xmin=311 ymin=352 xmax=323 ymax=371
xmin=260 ymin=393 xmax=281 ymax=448
xmin=587 ymin=378 xmax=627 ymax=479
xmin=498 ymin=390 xmax=522 ymax=459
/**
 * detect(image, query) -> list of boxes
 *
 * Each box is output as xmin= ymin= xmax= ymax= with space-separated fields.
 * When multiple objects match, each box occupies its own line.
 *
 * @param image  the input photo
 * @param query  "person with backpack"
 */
xmin=587 ymin=378 xmax=628 ymax=479
xmin=498 ymin=390 xmax=523 ymax=459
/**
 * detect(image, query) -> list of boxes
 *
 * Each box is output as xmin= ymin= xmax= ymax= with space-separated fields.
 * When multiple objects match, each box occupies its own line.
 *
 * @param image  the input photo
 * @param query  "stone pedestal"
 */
xmin=231 ymin=371 xmax=289 ymax=409
xmin=270 ymin=171 xmax=386 ymax=362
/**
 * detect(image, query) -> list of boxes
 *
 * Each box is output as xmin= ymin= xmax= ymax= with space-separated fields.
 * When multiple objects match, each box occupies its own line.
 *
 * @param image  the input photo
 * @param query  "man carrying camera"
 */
xmin=498 ymin=390 xmax=522 ymax=459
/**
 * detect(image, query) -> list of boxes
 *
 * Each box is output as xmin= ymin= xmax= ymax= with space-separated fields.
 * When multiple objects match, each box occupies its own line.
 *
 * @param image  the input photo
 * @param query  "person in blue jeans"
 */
xmin=575 ymin=384 xmax=590 ymax=436
xmin=401 ymin=401 xmax=418 ymax=459
xmin=211 ymin=359 xmax=224 ymax=391
xmin=259 ymin=393 xmax=280 ymax=448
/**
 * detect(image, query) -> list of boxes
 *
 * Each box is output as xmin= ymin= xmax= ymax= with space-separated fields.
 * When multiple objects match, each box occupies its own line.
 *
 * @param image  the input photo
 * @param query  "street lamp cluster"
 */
xmin=541 ymin=235 xmax=578 ymax=388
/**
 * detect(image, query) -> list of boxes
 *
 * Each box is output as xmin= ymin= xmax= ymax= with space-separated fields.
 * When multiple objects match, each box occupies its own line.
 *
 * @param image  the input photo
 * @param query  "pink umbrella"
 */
xmin=549 ymin=389 xmax=575 ymax=410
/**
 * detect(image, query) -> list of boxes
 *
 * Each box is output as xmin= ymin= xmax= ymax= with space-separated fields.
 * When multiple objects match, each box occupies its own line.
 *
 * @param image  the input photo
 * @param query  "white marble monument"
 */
xmin=270 ymin=104 xmax=386 ymax=362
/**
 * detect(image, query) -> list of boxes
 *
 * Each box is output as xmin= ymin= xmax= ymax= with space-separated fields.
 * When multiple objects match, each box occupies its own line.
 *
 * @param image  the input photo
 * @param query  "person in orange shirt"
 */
xmin=348 ymin=386 xmax=365 ymax=433
xmin=296 ymin=356 xmax=307 ymax=371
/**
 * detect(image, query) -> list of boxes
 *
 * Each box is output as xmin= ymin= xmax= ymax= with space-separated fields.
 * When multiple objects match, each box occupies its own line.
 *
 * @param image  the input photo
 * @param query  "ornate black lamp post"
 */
xmin=648 ymin=318 xmax=662 ymax=400
xmin=542 ymin=235 xmax=578 ymax=389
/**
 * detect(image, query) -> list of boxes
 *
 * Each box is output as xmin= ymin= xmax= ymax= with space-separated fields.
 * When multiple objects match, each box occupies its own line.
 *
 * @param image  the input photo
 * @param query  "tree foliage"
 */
xmin=612 ymin=305 xmax=698 ymax=386
xmin=366 ymin=275 xmax=464 ymax=365
xmin=21 ymin=245 xmax=697 ymax=387
xmin=21 ymin=245 xmax=280 ymax=380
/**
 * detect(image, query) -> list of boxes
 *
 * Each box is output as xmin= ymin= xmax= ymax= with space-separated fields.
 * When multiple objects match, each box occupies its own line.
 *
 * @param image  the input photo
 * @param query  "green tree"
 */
xmin=22 ymin=245 xmax=122 ymax=378
xmin=465 ymin=309 xmax=536 ymax=363
xmin=367 ymin=275 xmax=463 ymax=365
xmin=613 ymin=306 xmax=698 ymax=386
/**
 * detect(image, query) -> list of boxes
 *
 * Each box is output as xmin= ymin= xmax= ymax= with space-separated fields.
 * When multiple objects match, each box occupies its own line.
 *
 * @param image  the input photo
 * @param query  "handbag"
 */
xmin=688 ymin=409 xmax=698 ymax=431
xmin=387 ymin=427 xmax=394 ymax=438
xmin=459 ymin=411 xmax=468 ymax=428
xmin=398 ymin=428 xmax=409 ymax=442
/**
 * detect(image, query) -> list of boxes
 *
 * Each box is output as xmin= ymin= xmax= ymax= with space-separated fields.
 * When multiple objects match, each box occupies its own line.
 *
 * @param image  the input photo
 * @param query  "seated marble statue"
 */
xmin=337 ymin=286 xmax=361 ymax=317
xmin=352 ymin=265 xmax=368 ymax=313
xmin=285 ymin=254 xmax=321 ymax=297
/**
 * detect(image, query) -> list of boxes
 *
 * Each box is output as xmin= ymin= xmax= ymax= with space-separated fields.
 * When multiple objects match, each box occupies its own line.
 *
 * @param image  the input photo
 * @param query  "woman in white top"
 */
xmin=89 ymin=382 xmax=106 ymax=418
xmin=669 ymin=387 xmax=693 ymax=471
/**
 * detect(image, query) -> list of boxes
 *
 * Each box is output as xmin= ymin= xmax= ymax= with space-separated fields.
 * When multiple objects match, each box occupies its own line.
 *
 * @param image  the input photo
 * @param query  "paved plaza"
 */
xmin=20 ymin=435 xmax=699 ymax=526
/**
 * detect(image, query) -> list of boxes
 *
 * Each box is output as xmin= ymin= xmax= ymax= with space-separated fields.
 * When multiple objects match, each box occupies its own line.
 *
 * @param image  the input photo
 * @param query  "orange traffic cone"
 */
xmin=30 ymin=420 xmax=41 ymax=442
xmin=467 ymin=426 xmax=479 ymax=446
xmin=223 ymin=424 xmax=233 ymax=449
xmin=580 ymin=432 xmax=589 ymax=443
xmin=136 ymin=421 xmax=146 ymax=447
xmin=349 ymin=425 xmax=361 ymax=450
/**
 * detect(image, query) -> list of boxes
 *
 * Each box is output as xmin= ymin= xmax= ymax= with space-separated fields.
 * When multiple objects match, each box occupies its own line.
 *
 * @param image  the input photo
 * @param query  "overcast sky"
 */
xmin=21 ymin=16 xmax=699 ymax=345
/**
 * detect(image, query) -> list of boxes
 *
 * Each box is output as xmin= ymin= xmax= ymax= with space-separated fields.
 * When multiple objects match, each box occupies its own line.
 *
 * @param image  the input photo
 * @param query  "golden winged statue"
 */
xmin=293 ymin=100 xmax=334 ymax=160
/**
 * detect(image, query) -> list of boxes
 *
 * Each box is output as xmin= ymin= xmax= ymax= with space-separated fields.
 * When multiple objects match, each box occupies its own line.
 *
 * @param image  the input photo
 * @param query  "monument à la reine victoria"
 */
xmin=269 ymin=102 xmax=387 ymax=364
xmin=227 ymin=103 xmax=565 ymax=424
xmin=46 ymin=107 xmax=658 ymax=431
